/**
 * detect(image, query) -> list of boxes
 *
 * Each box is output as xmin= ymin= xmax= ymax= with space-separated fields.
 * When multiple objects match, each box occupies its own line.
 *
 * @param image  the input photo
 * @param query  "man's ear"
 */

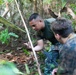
xmin=55 ymin=34 xmax=61 ymax=39
xmin=39 ymin=20 xmax=42 ymax=22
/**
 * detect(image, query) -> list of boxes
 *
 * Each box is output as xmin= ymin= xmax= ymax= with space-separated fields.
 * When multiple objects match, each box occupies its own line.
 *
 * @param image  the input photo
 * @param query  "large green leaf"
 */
xmin=0 ymin=60 xmax=23 ymax=75
xmin=0 ymin=0 xmax=4 ymax=5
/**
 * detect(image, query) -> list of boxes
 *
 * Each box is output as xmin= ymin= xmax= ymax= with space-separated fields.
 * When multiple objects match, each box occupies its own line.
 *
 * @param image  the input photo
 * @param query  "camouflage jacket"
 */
xmin=57 ymin=34 xmax=76 ymax=75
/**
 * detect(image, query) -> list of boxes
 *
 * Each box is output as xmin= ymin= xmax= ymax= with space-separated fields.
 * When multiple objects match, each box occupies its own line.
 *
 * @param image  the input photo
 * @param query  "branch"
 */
xmin=48 ymin=8 xmax=58 ymax=18
xmin=2 ymin=2 xmax=9 ymax=17
xmin=67 ymin=7 xmax=76 ymax=19
xmin=48 ymin=6 xmax=76 ymax=20
xmin=60 ymin=7 xmax=76 ymax=20
xmin=14 ymin=0 xmax=42 ymax=75
xmin=0 ymin=16 xmax=25 ymax=33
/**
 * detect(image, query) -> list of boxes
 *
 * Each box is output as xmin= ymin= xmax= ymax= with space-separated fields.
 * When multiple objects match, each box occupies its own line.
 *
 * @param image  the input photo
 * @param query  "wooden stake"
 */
xmin=14 ymin=0 xmax=42 ymax=75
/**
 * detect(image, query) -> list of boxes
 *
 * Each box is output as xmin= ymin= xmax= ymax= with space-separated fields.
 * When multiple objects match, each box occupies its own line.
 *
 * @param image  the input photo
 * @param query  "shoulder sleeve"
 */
xmin=44 ymin=18 xmax=56 ymax=23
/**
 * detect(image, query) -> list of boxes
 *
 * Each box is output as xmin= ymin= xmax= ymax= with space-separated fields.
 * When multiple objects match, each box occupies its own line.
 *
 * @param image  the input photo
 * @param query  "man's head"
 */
xmin=51 ymin=18 xmax=73 ymax=43
xmin=28 ymin=13 xmax=44 ymax=31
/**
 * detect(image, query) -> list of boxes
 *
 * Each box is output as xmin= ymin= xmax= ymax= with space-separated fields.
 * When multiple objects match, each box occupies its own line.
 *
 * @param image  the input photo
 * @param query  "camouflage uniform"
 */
xmin=57 ymin=34 xmax=76 ymax=75
xmin=44 ymin=43 xmax=62 ymax=75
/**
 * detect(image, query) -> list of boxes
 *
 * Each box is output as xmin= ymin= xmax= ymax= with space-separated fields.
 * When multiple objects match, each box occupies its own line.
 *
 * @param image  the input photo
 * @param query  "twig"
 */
xmin=14 ymin=0 xmax=42 ymax=75
xmin=48 ymin=8 xmax=58 ymax=18
xmin=2 ymin=2 xmax=9 ymax=17
xmin=60 ymin=7 xmax=76 ymax=20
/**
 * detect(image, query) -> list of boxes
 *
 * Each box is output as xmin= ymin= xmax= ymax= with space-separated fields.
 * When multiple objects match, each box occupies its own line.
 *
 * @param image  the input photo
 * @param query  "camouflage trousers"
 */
xmin=43 ymin=43 xmax=62 ymax=75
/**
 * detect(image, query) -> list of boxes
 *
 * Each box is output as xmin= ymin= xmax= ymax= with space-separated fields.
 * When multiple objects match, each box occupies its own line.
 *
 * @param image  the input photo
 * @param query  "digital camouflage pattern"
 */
xmin=57 ymin=35 xmax=76 ymax=75
xmin=44 ymin=50 xmax=59 ymax=75
xmin=44 ymin=43 xmax=62 ymax=75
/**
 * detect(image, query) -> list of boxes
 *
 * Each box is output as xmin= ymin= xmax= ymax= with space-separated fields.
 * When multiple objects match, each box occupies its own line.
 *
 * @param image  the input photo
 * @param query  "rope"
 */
xmin=14 ymin=0 xmax=42 ymax=75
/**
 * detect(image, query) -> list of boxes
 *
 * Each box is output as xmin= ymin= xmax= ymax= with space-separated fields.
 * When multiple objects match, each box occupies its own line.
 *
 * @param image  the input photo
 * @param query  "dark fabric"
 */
xmin=37 ymin=19 xmax=58 ymax=45
xmin=57 ymin=35 xmax=76 ymax=75
xmin=36 ymin=18 xmax=60 ymax=75
xmin=43 ymin=50 xmax=59 ymax=75
xmin=43 ymin=43 xmax=62 ymax=75
xmin=43 ymin=42 xmax=63 ymax=75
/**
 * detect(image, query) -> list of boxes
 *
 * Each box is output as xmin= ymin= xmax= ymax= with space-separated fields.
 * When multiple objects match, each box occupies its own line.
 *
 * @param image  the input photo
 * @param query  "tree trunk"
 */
xmin=33 ymin=0 xmax=38 ymax=12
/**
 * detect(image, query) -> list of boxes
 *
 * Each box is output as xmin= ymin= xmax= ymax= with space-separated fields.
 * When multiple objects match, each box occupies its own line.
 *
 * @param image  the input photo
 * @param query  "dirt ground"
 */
xmin=0 ymin=41 xmax=40 ymax=74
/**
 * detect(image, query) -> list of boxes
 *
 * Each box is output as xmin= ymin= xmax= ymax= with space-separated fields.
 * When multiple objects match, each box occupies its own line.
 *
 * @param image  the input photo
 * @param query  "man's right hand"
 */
xmin=24 ymin=42 xmax=32 ymax=50
xmin=52 ymin=68 xmax=58 ymax=75
xmin=24 ymin=39 xmax=44 ymax=51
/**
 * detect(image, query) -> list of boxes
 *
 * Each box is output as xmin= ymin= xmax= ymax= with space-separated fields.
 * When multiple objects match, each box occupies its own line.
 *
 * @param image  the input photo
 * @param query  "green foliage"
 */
xmin=6 ymin=0 xmax=13 ymax=3
xmin=62 ymin=13 xmax=72 ymax=19
xmin=3 ymin=0 xmax=13 ymax=3
xmin=0 ymin=0 xmax=4 ymax=5
xmin=38 ymin=52 xmax=45 ymax=60
xmin=34 ymin=73 xmax=39 ymax=75
xmin=9 ymin=32 xmax=19 ymax=38
xmin=22 ymin=48 xmax=30 ymax=56
xmin=70 ymin=3 xmax=76 ymax=14
xmin=0 ymin=60 xmax=23 ymax=75
xmin=0 ymin=28 xmax=10 ymax=44
xmin=43 ymin=0 xmax=52 ymax=4
xmin=0 ymin=0 xmax=13 ymax=5
xmin=45 ymin=42 xmax=51 ymax=52
xmin=0 ymin=28 xmax=19 ymax=44
xmin=50 ymin=64 xmax=55 ymax=68
xmin=25 ymin=64 xmax=30 ymax=75
xmin=61 ymin=0 xmax=67 ymax=8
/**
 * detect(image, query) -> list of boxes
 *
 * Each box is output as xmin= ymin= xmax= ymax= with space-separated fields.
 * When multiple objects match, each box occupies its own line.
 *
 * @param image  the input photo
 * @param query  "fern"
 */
xmin=0 ymin=28 xmax=19 ymax=44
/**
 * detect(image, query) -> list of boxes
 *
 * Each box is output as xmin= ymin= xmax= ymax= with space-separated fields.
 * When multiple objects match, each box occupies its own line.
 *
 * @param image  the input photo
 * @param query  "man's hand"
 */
xmin=24 ymin=39 xmax=44 ymax=51
xmin=52 ymin=68 xmax=58 ymax=75
xmin=24 ymin=42 xmax=32 ymax=50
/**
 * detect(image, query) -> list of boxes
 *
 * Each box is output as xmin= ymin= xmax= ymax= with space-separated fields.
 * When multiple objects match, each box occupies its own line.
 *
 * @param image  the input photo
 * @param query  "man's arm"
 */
xmin=24 ymin=39 xmax=44 ymax=51
xmin=34 ymin=39 xmax=44 ymax=51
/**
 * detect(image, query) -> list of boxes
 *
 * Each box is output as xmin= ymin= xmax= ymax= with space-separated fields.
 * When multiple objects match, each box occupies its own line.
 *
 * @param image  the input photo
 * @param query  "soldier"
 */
xmin=24 ymin=13 xmax=62 ymax=75
xmin=51 ymin=18 xmax=76 ymax=75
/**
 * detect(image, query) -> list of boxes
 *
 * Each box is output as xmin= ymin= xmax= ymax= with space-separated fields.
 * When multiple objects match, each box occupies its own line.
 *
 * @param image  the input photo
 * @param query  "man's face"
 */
xmin=29 ymin=19 xmax=43 ymax=31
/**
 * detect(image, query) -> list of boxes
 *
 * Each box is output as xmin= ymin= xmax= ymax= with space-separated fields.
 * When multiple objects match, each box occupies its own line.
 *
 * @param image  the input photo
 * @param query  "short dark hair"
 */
xmin=51 ymin=18 xmax=73 ymax=38
xmin=28 ymin=13 xmax=39 ymax=22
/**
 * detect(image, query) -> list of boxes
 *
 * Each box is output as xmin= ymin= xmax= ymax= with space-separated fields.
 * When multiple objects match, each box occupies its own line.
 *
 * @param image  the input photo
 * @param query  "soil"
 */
xmin=0 ymin=40 xmax=40 ymax=75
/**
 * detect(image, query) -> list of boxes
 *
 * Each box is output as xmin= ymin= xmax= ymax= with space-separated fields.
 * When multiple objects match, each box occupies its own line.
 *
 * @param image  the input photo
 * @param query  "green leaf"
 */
xmin=9 ymin=32 xmax=19 ymax=38
xmin=25 ymin=63 xmax=30 ymax=74
xmin=0 ymin=28 xmax=10 ymax=44
xmin=4 ymin=0 xmax=13 ymax=3
xmin=7 ymin=0 xmax=13 ymax=2
xmin=6 ymin=62 xmax=23 ymax=74
xmin=23 ymin=49 xmax=30 ymax=56
xmin=61 ymin=0 xmax=67 ymax=8
xmin=43 ymin=0 xmax=52 ymax=4
xmin=0 ymin=60 xmax=23 ymax=75
xmin=0 ymin=0 xmax=4 ymax=5
xmin=0 ymin=28 xmax=19 ymax=44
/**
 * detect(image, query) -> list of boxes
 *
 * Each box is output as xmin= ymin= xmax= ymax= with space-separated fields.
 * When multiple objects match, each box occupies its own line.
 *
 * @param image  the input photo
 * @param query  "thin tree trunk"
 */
xmin=33 ymin=0 xmax=38 ymax=12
